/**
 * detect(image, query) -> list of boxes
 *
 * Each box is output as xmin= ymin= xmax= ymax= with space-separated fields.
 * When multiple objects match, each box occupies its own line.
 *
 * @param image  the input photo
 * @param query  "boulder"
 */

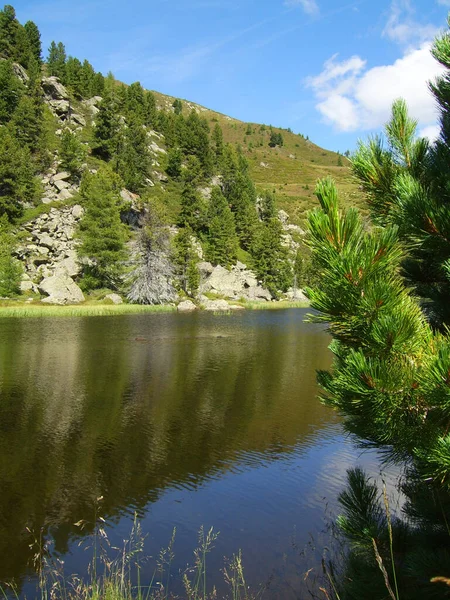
xmin=54 ymin=255 xmax=81 ymax=278
xmin=104 ymin=293 xmax=123 ymax=305
xmin=70 ymin=113 xmax=86 ymax=127
xmin=12 ymin=62 xmax=29 ymax=83
xmin=39 ymin=274 xmax=85 ymax=304
xmin=203 ymin=299 xmax=230 ymax=312
xmin=38 ymin=234 xmax=55 ymax=249
xmin=72 ymin=204 xmax=84 ymax=219
xmin=48 ymin=99 xmax=70 ymax=116
xmin=177 ymin=299 xmax=197 ymax=312
xmin=245 ymin=286 xmax=273 ymax=301
xmin=58 ymin=189 xmax=73 ymax=201
xmin=42 ymin=76 xmax=69 ymax=100
xmin=52 ymin=171 xmax=70 ymax=182
xmin=54 ymin=179 xmax=69 ymax=191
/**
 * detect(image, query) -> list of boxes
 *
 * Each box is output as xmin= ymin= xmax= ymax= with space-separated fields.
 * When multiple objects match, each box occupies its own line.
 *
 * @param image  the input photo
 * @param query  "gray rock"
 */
xmin=41 ymin=197 xmax=53 ymax=204
xmin=38 ymin=234 xmax=55 ymax=249
xmin=104 ymin=293 xmax=123 ymax=305
xmin=42 ymin=77 xmax=70 ymax=100
xmin=54 ymin=179 xmax=69 ymax=191
xmin=48 ymin=99 xmax=70 ymax=115
xmin=12 ymin=62 xmax=29 ymax=83
xmin=52 ymin=171 xmax=70 ymax=182
xmin=54 ymin=255 xmax=81 ymax=278
xmin=203 ymin=299 xmax=230 ymax=312
xmin=70 ymin=113 xmax=86 ymax=127
xmin=177 ymin=299 xmax=197 ymax=312
xmin=245 ymin=286 xmax=272 ymax=301
xmin=72 ymin=204 xmax=84 ymax=219
xmin=19 ymin=280 xmax=34 ymax=293
xmin=58 ymin=189 xmax=73 ymax=201
xmin=39 ymin=274 xmax=85 ymax=304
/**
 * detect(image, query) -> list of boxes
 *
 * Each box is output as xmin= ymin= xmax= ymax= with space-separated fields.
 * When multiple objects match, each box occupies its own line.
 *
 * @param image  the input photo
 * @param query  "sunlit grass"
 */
xmin=0 ymin=302 xmax=176 ymax=318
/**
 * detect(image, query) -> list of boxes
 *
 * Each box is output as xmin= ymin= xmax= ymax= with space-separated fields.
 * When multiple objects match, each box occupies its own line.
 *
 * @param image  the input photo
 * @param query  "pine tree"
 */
xmin=143 ymin=90 xmax=157 ymax=127
xmin=305 ymin=19 xmax=450 ymax=599
xmin=172 ymin=98 xmax=183 ymax=115
xmin=113 ymin=118 xmax=152 ymax=193
xmin=78 ymin=166 xmax=128 ymax=290
xmin=125 ymin=81 xmax=146 ymax=122
xmin=0 ymin=127 xmax=38 ymax=221
xmin=178 ymin=183 xmax=205 ymax=232
xmin=47 ymin=41 xmax=66 ymax=79
xmin=251 ymin=217 xmax=291 ymax=297
xmin=205 ymin=187 xmax=238 ymax=267
xmin=9 ymin=94 xmax=43 ymax=151
xmin=173 ymin=225 xmax=199 ymax=296
xmin=0 ymin=4 xmax=18 ymax=59
xmin=59 ymin=128 xmax=86 ymax=179
xmin=0 ymin=58 xmax=23 ymax=123
xmin=258 ymin=189 xmax=276 ymax=222
xmin=0 ymin=215 xmax=22 ymax=296
xmin=166 ymin=147 xmax=183 ymax=179
xmin=24 ymin=20 xmax=41 ymax=63
xmin=212 ymin=123 xmax=224 ymax=168
xmin=65 ymin=56 xmax=83 ymax=96
xmin=91 ymin=92 xmax=121 ymax=159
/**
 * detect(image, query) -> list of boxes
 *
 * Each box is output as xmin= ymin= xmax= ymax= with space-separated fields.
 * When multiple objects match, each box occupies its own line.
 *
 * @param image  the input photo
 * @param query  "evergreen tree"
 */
xmin=78 ymin=166 xmax=128 ymax=290
xmin=113 ymin=118 xmax=152 ymax=193
xmin=0 ymin=4 xmax=18 ymax=59
xmin=0 ymin=127 xmax=38 ymax=221
xmin=205 ymin=187 xmax=238 ymax=267
xmin=166 ymin=147 xmax=183 ymax=179
xmin=14 ymin=23 xmax=31 ymax=67
xmin=80 ymin=59 xmax=95 ymax=97
xmin=0 ymin=215 xmax=22 ymax=296
xmin=47 ymin=41 xmax=66 ymax=79
xmin=143 ymin=90 xmax=157 ymax=127
xmin=269 ymin=131 xmax=283 ymax=147
xmin=0 ymin=58 xmax=23 ymax=123
xmin=65 ymin=56 xmax=83 ymax=96
xmin=91 ymin=92 xmax=121 ymax=159
xmin=172 ymin=98 xmax=183 ymax=115
xmin=305 ymin=20 xmax=450 ymax=599
xmin=212 ymin=123 xmax=224 ymax=168
xmin=9 ymin=94 xmax=43 ymax=151
xmin=178 ymin=183 xmax=204 ymax=232
xmin=173 ymin=225 xmax=199 ymax=296
xmin=59 ymin=128 xmax=86 ymax=179
xmin=24 ymin=20 xmax=41 ymax=63
xmin=251 ymin=217 xmax=291 ymax=297
xmin=125 ymin=81 xmax=146 ymax=122
xmin=259 ymin=189 xmax=276 ymax=222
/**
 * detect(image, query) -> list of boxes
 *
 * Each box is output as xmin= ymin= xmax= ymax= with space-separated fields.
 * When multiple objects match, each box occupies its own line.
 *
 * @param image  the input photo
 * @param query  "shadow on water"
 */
xmin=0 ymin=309 xmax=373 ymax=596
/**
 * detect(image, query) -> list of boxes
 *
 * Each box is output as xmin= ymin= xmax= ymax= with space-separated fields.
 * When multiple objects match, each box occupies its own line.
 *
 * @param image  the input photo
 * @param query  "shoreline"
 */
xmin=0 ymin=299 xmax=309 ymax=318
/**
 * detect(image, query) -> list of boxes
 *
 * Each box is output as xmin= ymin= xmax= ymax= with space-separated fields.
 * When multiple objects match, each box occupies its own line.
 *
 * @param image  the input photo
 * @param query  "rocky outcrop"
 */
xmin=39 ymin=274 xmax=84 ymax=304
xmin=16 ymin=205 xmax=84 ymax=286
xmin=199 ymin=261 xmax=272 ymax=301
xmin=40 ymin=169 xmax=80 ymax=203
xmin=41 ymin=76 xmax=86 ymax=124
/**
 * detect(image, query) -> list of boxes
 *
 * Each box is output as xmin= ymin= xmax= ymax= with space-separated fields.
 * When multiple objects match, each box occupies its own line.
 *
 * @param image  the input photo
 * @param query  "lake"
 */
xmin=0 ymin=309 xmax=390 ymax=598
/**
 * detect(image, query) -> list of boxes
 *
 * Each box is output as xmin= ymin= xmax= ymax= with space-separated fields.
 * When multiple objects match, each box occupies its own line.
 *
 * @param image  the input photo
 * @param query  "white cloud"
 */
xmin=419 ymin=124 xmax=440 ymax=141
xmin=306 ymin=43 xmax=445 ymax=133
xmin=382 ymin=0 xmax=438 ymax=47
xmin=284 ymin=0 xmax=319 ymax=16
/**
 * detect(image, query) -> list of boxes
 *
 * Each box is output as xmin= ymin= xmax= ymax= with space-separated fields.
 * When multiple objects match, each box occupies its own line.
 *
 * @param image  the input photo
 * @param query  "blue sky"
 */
xmin=12 ymin=0 xmax=450 ymax=152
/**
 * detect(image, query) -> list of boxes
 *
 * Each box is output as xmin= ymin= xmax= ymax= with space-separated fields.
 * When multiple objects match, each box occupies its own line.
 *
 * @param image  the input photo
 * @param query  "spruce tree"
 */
xmin=91 ymin=92 xmax=121 ymax=160
xmin=305 ymin=18 xmax=450 ymax=599
xmin=0 ymin=127 xmax=38 ymax=221
xmin=172 ymin=98 xmax=183 ymax=115
xmin=59 ymin=128 xmax=86 ymax=179
xmin=113 ymin=118 xmax=152 ymax=193
xmin=178 ymin=183 xmax=204 ymax=232
xmin=9 ymin=94 xmax=43 ymax=151
xmin=78 ymin=166 xmax=128 ymax=290
xmin=205 ymin=187 xmax=238 ymax=267
xmin=166 ymin=147 xmax=183 ymax=179
xmin=173 ymin=225 xmax=199 ymax=296
xmin=47 ymin=41 xmax=66 ymax=79
xmin=0 ymin=4 xmax=18 ymax=59
xmin=0 ymin=215 xmax=22 ymax=296
xmin=24 ymin=20 xmax=41 ymax=63
xmin=0 ymin=58 xmax=23 ymax=124
xmin=212 ymin=122 xmax=224 ymax=168
xmin=251 ymin=217 xmax=291 ymax=297
xmin=143 ymin=90 xmax=157 ymax=127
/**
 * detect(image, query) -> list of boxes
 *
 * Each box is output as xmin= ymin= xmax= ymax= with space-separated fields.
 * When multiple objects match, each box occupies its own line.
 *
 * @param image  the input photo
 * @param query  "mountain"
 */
xmin=0 ymin=4 xmax=362 ymax=307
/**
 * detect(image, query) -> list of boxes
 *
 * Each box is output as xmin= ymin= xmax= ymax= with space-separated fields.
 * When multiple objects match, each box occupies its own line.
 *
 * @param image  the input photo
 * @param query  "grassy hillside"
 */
xmin=153 ymin=92 xmax=363 ymax=224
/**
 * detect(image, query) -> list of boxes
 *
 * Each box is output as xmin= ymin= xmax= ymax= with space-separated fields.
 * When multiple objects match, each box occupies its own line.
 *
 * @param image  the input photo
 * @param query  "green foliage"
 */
xmin=305 ymin=23 xmax=450 ymax=591
xmin=269 ymin=131 xmax=283 ymax=147
xmin=212 ymin=122 xmax=224 ymax=168
xmin=258 ymin=189 xmax=276 ymax=221
xmin=59 ymin=128 xmax=87 ymax=179
xmin=173 ymin=225 xmax=199 ymax=296
xmin=0 ymin=58 xmax=23 ymax=123
xmin=91 ymin=92 xmax=121 ymax=160
xmin=0 ymin=4 xmax=18 ymax=59
xmin=178 ymin=182 xmax=205 ymax=232
xmin=46 ymin=40 xmax=66 ymax=79
xmin=0 ymin=126 xmax=38 ymax=221
xmin=78 ymin=166 xmax=128 ymax=290
xmin=8 ymin=93 xmax=43 ymax=151
xmin=251 ymin=217 xmax=291 ymax=297
xmin=166 ymin=147 xmax=183 ymax=179
xmin=0 ymin=216 xmax=22 ymax=296
xmin=205 ymin=187 xmax=238 ymax=267
xmin=172 ymin=98 xmax=183 ymax=115
xmin=23 ymin=20 xmax=41 ymax=63
xmin=113 ymin=118 xmax=152 ymax=193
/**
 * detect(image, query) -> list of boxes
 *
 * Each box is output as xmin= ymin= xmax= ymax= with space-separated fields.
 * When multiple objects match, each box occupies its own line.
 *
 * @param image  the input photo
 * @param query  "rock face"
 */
xmin=105 ymin=293 xmax=123 ymax=305
xmin=199 ymin=261 xmax=272 ymax=301
xmin=177 ymin=299 xmax=197 ymax=312
xmin=39 ymin=274 xmax=85 ymax=304
xmin=16 ymin=205 xmax=84 ymax=286
xmin=42 ymin=76 xmax=70 ymax=100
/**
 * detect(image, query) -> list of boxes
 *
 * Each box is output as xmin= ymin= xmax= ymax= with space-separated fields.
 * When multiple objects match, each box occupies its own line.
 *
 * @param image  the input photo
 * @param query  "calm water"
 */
xmin=0 ymin=309 xmax=389 ymax=597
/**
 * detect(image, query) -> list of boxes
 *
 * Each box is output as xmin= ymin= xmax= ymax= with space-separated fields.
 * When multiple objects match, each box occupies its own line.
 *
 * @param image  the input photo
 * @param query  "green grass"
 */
xmin=241 ymin=300 xmax=309 ymax=310
xmin=0 ymin=302 xmax=176 ymax=318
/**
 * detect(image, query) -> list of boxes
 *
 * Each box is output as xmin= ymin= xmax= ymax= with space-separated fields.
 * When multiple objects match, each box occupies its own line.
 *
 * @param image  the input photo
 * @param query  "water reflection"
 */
xmin=0 ymin=310 xmax=339 ymax=591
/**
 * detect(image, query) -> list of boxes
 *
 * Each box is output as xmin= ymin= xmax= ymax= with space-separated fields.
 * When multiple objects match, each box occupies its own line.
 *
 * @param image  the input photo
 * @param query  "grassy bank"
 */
xmin=0 ymin=299 xmax=309 ymax=319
